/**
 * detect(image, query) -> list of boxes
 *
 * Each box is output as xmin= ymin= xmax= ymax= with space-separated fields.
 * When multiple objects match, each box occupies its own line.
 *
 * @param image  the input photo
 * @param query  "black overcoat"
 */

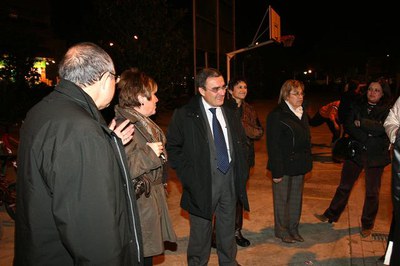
xmin=166 ymin=95 xmax=249 ymax=220
xmin=266 ymin=101 xmax=313 ymax=178
xmin=345 ymin=100 xmax=391 ymax=167
xmin=15 ymin=79 xmax=143 ymax=265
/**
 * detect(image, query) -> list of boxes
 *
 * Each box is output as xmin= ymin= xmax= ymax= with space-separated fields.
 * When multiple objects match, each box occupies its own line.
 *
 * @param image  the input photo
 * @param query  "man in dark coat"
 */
xmin=15 ymin=42 xmax=143 ymax=265
xmin=166 ymin=68 xmax=249 ymax=266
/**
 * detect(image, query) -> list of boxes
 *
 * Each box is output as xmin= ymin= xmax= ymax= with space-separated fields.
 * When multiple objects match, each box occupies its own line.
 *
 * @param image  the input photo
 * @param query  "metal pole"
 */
xmin=216 ymin=0 xmax=220 ymax=70
xmin=226 ymin=54 xmax=232 ymax=82
xmin=226 ymin=40 xmax=275 ymax=83
xmin=193 ymin=0 xmax=197 ymax=94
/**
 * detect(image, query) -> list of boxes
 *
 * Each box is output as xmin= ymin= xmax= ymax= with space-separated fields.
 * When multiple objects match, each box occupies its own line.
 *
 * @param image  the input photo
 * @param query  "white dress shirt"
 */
xmin=202 ymin=97 xmax=232 ymax=162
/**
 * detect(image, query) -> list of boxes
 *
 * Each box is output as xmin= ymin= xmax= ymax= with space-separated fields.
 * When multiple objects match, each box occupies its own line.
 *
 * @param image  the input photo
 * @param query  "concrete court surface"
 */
xmin=0 ymin=93 xmax=393 ymax=266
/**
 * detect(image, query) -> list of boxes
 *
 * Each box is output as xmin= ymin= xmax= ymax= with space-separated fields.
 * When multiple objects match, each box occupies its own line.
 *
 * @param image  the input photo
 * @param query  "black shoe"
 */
xmin=291 ymin=233 xmax=304 ymax=242
xmin=280 ymin=236 xmax=296 ymax=243
xmin=314 ymin=213 xmax=333 ymax=223
xmin=235 ymin=231 xmax=250 ymax=247
xmin=360 ymin=228 xmax=372 ymax=238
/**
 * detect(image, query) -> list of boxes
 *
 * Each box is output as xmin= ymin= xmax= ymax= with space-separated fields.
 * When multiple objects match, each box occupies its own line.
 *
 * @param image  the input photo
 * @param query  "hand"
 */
xmin=147 ymin=142 xmax=164 ymax=157
xmin=334 ymin=123 xmax=340 ymax=131
xmin=163 ymin=183 xmax=169 ymax=197
xmin=273 ymin=177 xmax=283 ymax=183
xmin=110 ymin=118 xmax=134 ymax=145
xmin=132 ymin=175 xmax=151 ymax=198
xmin=354 ymin=120 xmax=361 ymax=127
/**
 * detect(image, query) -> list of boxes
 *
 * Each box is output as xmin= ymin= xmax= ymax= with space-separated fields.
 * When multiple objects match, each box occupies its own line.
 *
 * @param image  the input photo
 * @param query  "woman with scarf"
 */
xmin=266 ymin=79 xmax=312 ymax=243
xmin=115 ymin=68 xmax=176 ymax=266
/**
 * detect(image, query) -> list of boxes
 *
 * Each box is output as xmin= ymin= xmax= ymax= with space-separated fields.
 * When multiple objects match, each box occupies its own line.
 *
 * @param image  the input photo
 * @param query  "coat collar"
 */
xmin=185 ymin=95 xmax=211 ymax=138
xmin=279 ymin=101 xmax=309 ymax=125
xmin=54 ymin=79 xmax=108 ymax=127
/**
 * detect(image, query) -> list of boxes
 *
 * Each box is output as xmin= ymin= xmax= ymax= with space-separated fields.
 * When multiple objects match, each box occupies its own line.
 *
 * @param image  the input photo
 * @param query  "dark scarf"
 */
xmin=367 ymin=103 xmax=376 ymax=114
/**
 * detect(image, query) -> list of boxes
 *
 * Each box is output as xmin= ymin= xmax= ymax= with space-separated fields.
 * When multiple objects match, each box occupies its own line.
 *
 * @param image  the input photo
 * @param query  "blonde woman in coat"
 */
xmin=115 ymin=68 xmax=177 ymax=266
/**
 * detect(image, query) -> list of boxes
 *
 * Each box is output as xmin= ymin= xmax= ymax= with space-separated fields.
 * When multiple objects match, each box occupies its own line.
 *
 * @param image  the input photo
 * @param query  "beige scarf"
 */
xmin=123 ymin=108 xmax=167 ymax=161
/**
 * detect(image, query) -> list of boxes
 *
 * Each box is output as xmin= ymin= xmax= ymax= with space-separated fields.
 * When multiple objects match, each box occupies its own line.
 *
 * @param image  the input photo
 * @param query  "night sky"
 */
xmin=48 ymin=0 xmax=398 ymax=59
xmin=236 ymin=0 xmax=398 ymax=58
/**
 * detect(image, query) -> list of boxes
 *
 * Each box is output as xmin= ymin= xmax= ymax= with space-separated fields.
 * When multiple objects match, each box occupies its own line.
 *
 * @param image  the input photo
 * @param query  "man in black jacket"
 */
xmin=166 ymin=68 xmax=249 ymax=265
xmin=15 ymin=42 xmax=143 ymax=265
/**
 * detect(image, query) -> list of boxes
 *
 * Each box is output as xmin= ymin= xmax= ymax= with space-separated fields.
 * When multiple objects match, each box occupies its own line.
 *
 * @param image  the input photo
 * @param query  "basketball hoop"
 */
xmin=281 ymin=35 xmax=295 ymax=47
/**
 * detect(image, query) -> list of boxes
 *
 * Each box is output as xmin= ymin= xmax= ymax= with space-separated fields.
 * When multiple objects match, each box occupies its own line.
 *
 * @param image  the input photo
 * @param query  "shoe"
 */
xmin=279 ymin=236 xmax=296 ymax=243
xmin=314 ymin=213 xmax=331 ymax=223
xmin=235 ymin=231 xmax=250 ymax=247
xmin=291 ymin=233 xmax=304 ymax=242
xmin=360 ymin=228 xmax=372 ymax=238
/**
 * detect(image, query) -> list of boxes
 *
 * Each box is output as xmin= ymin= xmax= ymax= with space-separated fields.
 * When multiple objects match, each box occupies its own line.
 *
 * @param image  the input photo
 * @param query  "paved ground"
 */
xmin=0 ymin=92 xmax=392 ymax=265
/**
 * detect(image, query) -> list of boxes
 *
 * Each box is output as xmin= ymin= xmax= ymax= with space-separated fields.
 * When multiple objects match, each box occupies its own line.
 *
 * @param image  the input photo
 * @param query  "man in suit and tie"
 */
xmin=166 ymin=68 xmax=249 ymax=265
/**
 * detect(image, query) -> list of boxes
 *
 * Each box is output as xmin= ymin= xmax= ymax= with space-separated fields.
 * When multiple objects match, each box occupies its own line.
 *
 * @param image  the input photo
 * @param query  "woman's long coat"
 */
xmin=115 ymin=106 xmax=176 ymax=257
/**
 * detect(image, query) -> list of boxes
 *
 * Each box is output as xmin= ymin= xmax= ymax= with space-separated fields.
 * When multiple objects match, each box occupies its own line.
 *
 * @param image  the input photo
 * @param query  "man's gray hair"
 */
xmin=58 ymin=42 xmax=114 ymax=87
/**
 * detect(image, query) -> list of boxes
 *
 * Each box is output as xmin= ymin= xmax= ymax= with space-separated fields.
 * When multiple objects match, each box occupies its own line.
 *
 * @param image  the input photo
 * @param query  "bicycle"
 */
xmin=0 ymin=131 xmax=17 ymax=220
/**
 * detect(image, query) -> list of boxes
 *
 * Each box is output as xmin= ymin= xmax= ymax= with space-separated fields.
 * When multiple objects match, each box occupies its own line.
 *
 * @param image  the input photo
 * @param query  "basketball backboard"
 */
xmin=269 ymin=5 xmax=281 ymax=42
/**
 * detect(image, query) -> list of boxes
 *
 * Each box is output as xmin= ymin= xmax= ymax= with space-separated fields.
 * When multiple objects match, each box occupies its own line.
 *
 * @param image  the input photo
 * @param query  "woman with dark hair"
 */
xmin=315 ymin=81 xmax=391 ymax=238
xmin=210 ymin=77 xmax=263 ymax=248
xmin=227 ymin=77 xmax=263 ymax=247
xmin=115 ymin=68 xmax=177 ymax=266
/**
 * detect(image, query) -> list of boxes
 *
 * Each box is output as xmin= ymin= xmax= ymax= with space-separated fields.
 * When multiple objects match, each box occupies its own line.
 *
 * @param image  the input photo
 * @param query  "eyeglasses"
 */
xmin=109 ymin=72 xmax=120 ymax=83
xmin=204 ymin=85 xmax=228 ymax=93
xmin=290 ymin=91 xmax=305 ymax=97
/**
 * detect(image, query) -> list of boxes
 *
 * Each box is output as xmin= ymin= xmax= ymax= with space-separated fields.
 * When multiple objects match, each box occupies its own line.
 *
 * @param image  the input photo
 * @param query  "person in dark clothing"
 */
xmin=228 ymin=78 xmax=263 ymax=247
xmin=166 ymin=68 xmax=249 ymax=265
xmin=337 ymin=79 xmax=365 ymax=127
xmin=211 ymin=78 xmax=263 ymax=248
xmin=266 ymin=79 xmax=313 ymax=243
xmin=315 ymin=81 xmax=391 ymax=238
xmin=15 ymin=42 xmax=143 ymax=265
